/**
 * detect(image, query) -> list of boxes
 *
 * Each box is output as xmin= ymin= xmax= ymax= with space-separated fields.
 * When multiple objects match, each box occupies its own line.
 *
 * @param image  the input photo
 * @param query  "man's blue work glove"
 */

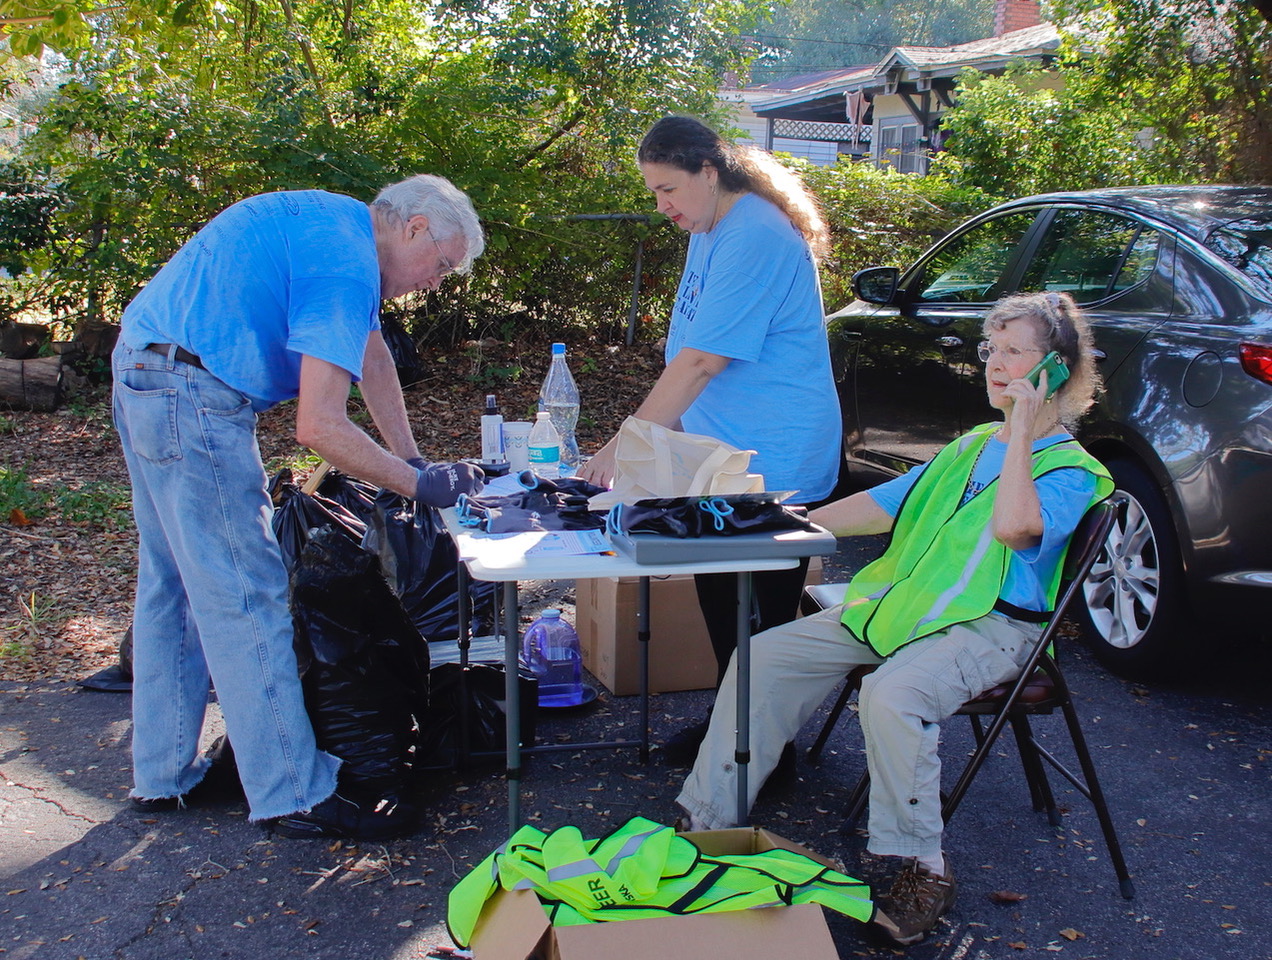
xmin=409 ymin=458 xmax=485 ymax=507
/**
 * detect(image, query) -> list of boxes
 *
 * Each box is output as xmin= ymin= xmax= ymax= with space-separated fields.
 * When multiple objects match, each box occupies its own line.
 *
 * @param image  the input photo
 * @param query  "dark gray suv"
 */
xmin=828 ymin=186 xmax=1272 ymax=676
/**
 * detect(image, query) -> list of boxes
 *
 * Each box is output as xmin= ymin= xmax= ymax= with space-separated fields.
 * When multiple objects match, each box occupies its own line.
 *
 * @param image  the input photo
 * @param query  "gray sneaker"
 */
xmin=873 ymin=861 xmax=957 ymax=946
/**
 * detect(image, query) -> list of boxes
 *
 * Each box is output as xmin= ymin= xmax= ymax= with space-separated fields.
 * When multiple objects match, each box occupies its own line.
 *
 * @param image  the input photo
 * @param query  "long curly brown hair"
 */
xmin=637 ymin=115 xmax=830 ymax=259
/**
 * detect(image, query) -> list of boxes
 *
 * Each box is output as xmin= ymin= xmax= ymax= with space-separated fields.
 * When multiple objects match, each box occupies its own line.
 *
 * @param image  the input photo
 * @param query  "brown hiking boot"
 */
xmin=873 ymin=861 xmax=957 ymax=946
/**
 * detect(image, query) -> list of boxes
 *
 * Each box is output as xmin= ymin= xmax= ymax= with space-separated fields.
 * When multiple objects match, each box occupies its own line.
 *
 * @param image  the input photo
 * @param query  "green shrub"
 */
xmin=799 ymin=158 xmax=993 ymax=309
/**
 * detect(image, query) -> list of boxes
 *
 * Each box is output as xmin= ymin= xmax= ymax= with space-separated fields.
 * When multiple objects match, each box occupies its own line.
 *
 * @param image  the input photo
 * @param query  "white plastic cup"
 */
xmin=503 ymin=421 xmax=532 ymax=471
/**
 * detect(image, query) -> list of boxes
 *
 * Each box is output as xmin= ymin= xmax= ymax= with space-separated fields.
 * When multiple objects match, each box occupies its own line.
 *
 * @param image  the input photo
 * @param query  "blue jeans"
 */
xmin=112 ymin=341 xmax=340 ymax=820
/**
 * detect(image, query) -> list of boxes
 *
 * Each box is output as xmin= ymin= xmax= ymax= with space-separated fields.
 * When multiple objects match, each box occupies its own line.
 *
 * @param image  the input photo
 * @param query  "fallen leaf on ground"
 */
xmin=990 ymin=890 xmax=1028 ymax=903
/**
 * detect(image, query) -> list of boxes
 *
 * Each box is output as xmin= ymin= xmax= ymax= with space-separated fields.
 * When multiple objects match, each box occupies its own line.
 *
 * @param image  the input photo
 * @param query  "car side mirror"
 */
xmin=852 ymin=266 xmax=900 ymax=305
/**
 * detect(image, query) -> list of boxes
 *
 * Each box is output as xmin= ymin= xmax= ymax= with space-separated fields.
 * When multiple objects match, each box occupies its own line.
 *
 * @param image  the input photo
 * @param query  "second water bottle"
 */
xmin=539 ymin=342 xmax=580 ymax=476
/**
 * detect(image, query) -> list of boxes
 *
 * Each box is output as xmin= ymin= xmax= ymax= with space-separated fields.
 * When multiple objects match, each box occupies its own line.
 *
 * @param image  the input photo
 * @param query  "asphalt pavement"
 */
xmin=3 ymin=554 xmax=1271 ymax=960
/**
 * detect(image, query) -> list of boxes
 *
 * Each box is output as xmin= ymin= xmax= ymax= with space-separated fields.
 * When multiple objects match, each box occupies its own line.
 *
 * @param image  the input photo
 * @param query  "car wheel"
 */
xmin=1076 ymin=458 xmax=1188 ymax=676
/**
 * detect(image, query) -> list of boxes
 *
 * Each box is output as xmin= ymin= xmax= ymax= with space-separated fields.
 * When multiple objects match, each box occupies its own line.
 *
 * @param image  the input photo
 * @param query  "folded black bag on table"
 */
xmin=611 ymin=493 xmax=816 ymax=539
xmin=289 ymin=527 xmax=429 ymax=828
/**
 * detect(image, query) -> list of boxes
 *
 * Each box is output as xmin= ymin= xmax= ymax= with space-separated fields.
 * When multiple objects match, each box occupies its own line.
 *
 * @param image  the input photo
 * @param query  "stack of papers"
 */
xmin=455 ymin=528 xmax=611 ymax=565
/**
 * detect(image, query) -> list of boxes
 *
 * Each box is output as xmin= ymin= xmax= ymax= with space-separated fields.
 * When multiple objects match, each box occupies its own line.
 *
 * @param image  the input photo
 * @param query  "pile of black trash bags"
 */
xmin=275 ymin=469 xmax=516 ymax=834
xmin=83 ymin=466 xmax=601 ymax=831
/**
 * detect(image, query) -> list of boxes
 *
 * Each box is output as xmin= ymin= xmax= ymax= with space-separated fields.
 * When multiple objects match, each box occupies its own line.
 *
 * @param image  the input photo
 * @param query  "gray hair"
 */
xmin=983 ymin=291 xmax=1101 ymax=427
xmin=372 ymin=174 xmax=485 ymax=274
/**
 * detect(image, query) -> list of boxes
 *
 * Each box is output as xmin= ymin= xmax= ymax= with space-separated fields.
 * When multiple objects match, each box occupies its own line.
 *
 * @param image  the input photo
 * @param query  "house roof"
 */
xmin=884 ymin=23 xmax=1060 ymax=69
xmin=750 ymin=22 xmax=1062 ymax=119
xmin=749 ymin=65 xmax=876 ymax=94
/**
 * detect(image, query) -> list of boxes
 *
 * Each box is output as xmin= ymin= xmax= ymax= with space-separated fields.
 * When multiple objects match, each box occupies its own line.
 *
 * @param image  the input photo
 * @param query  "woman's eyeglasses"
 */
xmin=977 ymin=341 xmax=1045 ymax=363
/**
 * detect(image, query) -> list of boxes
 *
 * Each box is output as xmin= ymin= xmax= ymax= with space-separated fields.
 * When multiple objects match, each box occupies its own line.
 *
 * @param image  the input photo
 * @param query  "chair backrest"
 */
xmin=1051 ymin=494 xmax=1122 ymax=622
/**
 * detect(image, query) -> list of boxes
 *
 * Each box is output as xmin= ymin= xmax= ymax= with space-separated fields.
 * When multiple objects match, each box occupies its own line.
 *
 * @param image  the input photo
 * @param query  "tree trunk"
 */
xmin=0 ymin=356 xmax=65 ymax=411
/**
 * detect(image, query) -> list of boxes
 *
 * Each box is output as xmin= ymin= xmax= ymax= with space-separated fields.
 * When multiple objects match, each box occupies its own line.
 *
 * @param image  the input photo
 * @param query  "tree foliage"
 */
xmin=942 ymin=0 xmax=1272 ymax=195
xmin=1055 ymin=0 xmax=1272 ymax=184
xmin=796 ymin=156 xmax=990 ymax=309
xmin=748 ymin=0 xmax=992 ymax=83
xmin=1 ymin=0 xmax=769 ymax=341
xmin=938 ymin=62 xmax=1183 ymax=198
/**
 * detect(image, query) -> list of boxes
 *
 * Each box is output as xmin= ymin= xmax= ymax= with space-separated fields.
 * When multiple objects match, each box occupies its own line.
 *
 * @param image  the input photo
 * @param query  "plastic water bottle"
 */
xmin=528 ymin=411 xmax=561 ymax=479
xmin=538 ymin=342 xmax=580 ymax=476
xmin=522 ymin=609 xmax=584 ymax=707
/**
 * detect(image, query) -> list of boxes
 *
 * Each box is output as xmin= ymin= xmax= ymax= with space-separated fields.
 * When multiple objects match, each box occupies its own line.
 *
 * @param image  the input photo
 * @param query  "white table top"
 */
xmin=440 ymin=509 xmax=802 ymax=582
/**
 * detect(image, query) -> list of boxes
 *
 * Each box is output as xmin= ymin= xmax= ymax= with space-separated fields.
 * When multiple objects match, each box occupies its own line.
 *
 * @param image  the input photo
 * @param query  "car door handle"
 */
xmin=936 ymin=336 xmax=962 ymax=348
xmin=1093 ymin=348 xmax=1107 ymax=362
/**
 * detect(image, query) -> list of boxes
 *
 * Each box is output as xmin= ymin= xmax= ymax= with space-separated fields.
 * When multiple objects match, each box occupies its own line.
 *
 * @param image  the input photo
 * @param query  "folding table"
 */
xmin=441 ymin=512 xmax=835 ymax=835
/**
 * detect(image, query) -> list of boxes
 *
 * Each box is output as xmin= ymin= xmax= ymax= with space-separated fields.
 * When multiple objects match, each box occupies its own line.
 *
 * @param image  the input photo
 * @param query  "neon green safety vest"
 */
xmin=841 ymin=423 xmax=1113 ymax=658
xmin=447 ymin=816 xmax=876 ymax=948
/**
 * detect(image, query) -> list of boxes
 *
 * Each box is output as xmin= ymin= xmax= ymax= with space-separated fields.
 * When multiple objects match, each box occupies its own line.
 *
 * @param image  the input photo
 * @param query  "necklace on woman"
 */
xmin=962 ymin=425 xmax=1001 ymax=505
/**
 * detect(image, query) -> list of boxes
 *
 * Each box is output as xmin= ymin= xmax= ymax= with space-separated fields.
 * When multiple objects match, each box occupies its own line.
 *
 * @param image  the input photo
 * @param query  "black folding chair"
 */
xmin=804 ymin=495 xmax=1135 ymax=899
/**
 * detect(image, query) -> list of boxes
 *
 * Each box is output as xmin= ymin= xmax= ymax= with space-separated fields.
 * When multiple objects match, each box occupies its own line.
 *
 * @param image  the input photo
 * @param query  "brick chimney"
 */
xmin=993 ymin=0 xmax=1042 ymax=35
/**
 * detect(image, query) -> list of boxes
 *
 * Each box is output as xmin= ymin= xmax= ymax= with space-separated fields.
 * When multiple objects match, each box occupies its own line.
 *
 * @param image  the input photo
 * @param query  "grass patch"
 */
xmin=265 ymin=450 xmax=324 ymax=476
xmin=2 ymin=591 xmax=57 ymax=660
xmin=55 ymin=480 xmax=133 ymax=529
xmin=0 ymin=463 xmax=51 ymax=521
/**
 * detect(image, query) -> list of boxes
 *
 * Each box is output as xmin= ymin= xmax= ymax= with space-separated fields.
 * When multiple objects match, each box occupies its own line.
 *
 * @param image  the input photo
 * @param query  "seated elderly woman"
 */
xmin=675 ymin=291 xmax=1113 ymax=947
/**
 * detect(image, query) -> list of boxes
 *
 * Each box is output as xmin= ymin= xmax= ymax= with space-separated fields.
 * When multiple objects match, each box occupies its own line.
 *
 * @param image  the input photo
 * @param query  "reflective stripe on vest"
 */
xmin=447 ymin=816 xmax=875 ymax=948
xmin=840 ymin=424 xmax=1113 ymax=657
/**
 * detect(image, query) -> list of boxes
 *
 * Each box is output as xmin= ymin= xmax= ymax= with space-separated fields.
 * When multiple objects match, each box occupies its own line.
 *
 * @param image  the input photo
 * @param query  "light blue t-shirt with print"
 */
xmin=666 ymin=192 xmax=841 ymax=504
xmin=865 ymin=430 xmax=1097 ymax=613
xmin=121 ymin=190 xmax=381 ymax=411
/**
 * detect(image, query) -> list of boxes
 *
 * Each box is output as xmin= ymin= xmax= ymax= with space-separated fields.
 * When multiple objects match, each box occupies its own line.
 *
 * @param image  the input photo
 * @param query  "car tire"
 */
xmin=1076 ymin=457 xmax=1189 ymax=677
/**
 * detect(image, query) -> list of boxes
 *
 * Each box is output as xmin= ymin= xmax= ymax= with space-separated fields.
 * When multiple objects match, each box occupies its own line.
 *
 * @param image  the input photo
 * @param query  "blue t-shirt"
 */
xmin=121 ymin=190 xmax=381 ymax=410
xmin=866 ymin=429 xmax=1097 ymax=612
xmin=666 ymin=193 xmax=841 ymax=504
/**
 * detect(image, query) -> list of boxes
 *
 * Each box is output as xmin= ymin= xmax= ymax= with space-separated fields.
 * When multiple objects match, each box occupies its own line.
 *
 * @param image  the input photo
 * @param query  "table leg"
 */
xmin=502 ymin=580 xmax=521 ymax=835
xmin=456 ymin=562 xmax=471 ymax=771
xmin=638 ymin=576 xmax=651 ymax=763
xmin=735 ymin=571 xmax=753 ymax=825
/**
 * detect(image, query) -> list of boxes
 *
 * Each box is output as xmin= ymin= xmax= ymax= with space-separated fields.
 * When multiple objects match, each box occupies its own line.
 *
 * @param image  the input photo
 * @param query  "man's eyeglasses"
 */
xmin=427 ymin=228 xmax=457 ymax=277
xmin=977 ymin=341 xmax=1045 ymax=363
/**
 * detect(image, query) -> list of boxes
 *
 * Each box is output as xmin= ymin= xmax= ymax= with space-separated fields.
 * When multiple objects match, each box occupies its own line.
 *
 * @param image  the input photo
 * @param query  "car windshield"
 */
xmin=1203 ymin=219 xmax=1272 ymax=300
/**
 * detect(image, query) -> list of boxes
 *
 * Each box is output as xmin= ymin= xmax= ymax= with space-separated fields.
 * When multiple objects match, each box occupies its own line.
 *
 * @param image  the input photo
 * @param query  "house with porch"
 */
xmin=732 ymin=0 xmax=1061 ymax=172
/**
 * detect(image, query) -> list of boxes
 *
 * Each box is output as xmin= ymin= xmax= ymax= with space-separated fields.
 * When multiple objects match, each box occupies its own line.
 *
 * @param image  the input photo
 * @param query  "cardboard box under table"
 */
xmin=469 ymin=827 xmax=842 ymax=960
xmin=577 ymin=556 xmax=823 ymax=696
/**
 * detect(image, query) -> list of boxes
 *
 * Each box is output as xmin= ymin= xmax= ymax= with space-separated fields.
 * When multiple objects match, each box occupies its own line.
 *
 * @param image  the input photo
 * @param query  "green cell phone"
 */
xmin=1025 ymin=350 xmax=1070 ymax=398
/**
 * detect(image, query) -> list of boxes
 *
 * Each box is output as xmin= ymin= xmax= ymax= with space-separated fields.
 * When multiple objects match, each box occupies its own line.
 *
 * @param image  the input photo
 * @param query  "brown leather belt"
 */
xmin=145 ymin=342 xmax=204 ymax=369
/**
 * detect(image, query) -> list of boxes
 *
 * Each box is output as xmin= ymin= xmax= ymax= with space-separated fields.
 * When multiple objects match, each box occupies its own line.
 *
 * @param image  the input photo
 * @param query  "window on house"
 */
xmin=878 ymin=123 xmax=926 ymax=174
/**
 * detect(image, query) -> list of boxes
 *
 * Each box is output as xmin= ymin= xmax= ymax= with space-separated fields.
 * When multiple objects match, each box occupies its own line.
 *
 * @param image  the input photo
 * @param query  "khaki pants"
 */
xmin=677 ymin=604 xmax=1040 ymax=859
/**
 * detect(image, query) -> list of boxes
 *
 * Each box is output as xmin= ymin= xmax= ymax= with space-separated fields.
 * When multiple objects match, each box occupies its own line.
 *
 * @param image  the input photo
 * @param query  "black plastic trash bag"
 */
xmin=362 ymin=492 xmax=495 ymax=642
xmin=289 ymin=527 xmax=430 ymax=823
xmin=415 ymin=660 xmax=539 ymax=770
xmin=381 ymin=315 xmax=425 ymax=387
xmin=314 ymin=470 xmax=380 ymax=522
xmin=270 ymin=469 xmax=367 ymax=572
xmin=78 ymin=623 xmax=133 ymax=692
xmin=610 ymin=494 xmax=816 ymax=539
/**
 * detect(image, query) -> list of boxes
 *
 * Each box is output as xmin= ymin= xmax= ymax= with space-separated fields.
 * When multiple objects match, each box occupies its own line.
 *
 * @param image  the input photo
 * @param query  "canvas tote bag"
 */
xmin=587 ymin=417 xmax=764 ymax=510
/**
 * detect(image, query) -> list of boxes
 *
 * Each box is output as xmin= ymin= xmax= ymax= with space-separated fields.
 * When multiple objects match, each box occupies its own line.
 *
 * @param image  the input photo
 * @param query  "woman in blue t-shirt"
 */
xmin=580 ymin=116 xmax=842 ymax=758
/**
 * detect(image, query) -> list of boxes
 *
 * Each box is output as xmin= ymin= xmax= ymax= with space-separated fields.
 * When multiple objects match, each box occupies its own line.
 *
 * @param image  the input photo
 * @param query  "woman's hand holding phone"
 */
xmin=1024 ymin=350 xmax=1070 ymax=398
